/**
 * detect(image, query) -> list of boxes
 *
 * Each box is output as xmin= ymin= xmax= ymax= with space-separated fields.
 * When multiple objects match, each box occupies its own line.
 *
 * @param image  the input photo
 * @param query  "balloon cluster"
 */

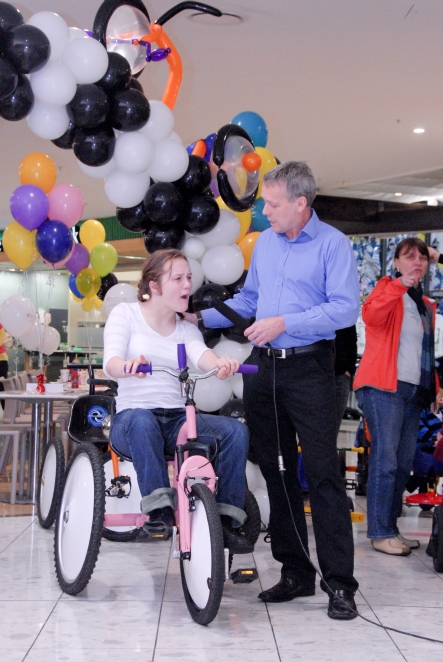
xmin=0 ymin=294 xmax=60 ymax=355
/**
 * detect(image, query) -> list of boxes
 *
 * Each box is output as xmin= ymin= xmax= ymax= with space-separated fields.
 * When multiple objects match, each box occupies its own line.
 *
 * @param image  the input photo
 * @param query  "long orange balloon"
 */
xmin=139 ymin=24 xmax=183 ymax=110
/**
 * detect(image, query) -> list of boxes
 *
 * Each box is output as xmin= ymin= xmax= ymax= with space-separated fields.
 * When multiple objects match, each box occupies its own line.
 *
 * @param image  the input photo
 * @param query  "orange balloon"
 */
xmin=19 ymin=152 xmax=57 ymax=194
xmin=216 ymin=197 xmax=251 ymax=242
xmin=237 ymin=232 xmax=261 ymax=270
xmin=242 ymin=152 xmax=262 ymax=172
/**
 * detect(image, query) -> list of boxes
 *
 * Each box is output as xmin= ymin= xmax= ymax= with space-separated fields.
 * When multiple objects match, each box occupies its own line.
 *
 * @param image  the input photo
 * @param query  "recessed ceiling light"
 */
xmin=394 ymin=192 xmax=402 ymax=196
xmin=8 ymin=268 xmax=15 ymax=272
xmin=413 ymin=128 xmax=425 ymax=133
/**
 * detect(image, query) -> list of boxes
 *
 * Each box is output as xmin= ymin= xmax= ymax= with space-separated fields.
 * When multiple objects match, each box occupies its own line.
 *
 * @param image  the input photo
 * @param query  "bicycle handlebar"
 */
xmin=124 ymin=363 xmax=258 ymax=377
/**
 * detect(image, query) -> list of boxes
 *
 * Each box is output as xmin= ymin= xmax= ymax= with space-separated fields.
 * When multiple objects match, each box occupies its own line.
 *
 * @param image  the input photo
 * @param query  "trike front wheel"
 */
xmin=37 ymin=436 xmax=65 ymax=529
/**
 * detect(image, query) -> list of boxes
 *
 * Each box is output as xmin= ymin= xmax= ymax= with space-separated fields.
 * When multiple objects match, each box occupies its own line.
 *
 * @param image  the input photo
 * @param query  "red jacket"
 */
xmin=353 ymin=276 xmax=436 ymax=393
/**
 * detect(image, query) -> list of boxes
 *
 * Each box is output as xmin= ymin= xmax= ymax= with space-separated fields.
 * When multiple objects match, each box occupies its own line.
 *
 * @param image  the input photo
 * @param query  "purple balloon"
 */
xmin=9 ymin=184 xmax=49 ymax=230
xmin=64 ymin=242 xmax=90 ymax=276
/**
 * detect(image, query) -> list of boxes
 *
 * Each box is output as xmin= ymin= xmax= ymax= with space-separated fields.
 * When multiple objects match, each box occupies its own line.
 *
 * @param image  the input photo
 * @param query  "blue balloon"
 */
xmin=231 ymin=111 xmax=268 ymax=148
xmin=36 ymin=220 xmax=73 ymax=265
xmin=251 ymin=197 xmax=271 ymax=232
xmin=68 ymin=273 xmax=84 ymax=299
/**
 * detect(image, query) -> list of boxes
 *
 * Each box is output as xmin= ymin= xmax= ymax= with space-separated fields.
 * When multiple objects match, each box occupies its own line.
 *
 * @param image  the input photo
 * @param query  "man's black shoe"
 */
xmin=221 ymin=518 xmax=254 ymax=555
xmin=258 ymin=577 xmax=315 ymax=603
xmin=143 ymin=506 xmax=175 ymax=540
xmin=327 ymin=589 xmax=358 ymax=620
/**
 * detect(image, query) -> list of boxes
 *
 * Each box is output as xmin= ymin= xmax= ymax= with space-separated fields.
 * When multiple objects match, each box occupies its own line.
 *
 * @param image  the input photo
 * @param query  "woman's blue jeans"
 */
xmin=110 ymin=407 xmax=249 ymax=515
xmin=357 ymin=382 xmax=421 ymax=540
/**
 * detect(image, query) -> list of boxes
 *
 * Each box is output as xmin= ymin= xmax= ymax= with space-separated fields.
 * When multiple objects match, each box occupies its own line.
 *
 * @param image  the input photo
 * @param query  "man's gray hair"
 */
xmin=262 ymin=161 xmax=317 ymax=206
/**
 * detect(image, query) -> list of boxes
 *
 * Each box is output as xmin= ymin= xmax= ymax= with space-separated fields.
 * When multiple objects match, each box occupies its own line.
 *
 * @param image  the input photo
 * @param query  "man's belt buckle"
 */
xmin=269 ymin=348 xmax=286 ymax=358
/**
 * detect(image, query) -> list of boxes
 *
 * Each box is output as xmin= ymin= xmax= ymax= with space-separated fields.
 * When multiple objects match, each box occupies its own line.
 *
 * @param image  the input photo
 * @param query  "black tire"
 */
xmin=347 ymin=495 xmax=355 ymax=512
xmin=432 ymin=505 xmax=443 ymax=572
xmin=54 ymin=443 xmax=105 ymax=595
xmin=419 ymin=505 xmax=434 ymax=512
xmin=37 ymin=437 xmax=65 ymax=529
xmin=242 ymin=488 xmax=261 ymax=546
xmin=101 ymin=451 xmax=141 ymax=542
xmin=180 ymin=482 xmax=225 ymax=625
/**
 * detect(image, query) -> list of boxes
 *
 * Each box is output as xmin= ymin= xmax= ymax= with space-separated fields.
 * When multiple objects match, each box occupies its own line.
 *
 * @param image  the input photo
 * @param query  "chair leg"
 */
xmin=19 ymin=432 xmax=27 ymax=498
xmin=10 ymin=432 xmax=20 ymax=506
xmin=0 ymin=435 xmax=12 ymax=475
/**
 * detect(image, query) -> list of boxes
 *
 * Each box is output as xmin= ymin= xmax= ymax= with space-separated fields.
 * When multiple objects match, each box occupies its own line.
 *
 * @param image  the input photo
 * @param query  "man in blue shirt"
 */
xmin=185 ymin=161 xmax=359 ymax=620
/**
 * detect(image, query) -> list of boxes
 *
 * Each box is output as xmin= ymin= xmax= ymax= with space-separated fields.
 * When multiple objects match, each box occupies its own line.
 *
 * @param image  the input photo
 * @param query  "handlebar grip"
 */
xmin=177 ymin=343 xmax=187 ymax=370
xmin=124 ymin=363 xmax=152 ymax=374
xmin=236 ymin=364 xmax=258 ymax=374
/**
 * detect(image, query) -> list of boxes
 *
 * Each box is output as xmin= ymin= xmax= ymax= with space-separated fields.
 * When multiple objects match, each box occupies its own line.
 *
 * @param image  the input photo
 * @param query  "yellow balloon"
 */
xmin=216 ymin=197 xmax=251 ymax=242
xmin=70 ymin=292 xmax=82 ymax=302
xmin=81 ymin=296 xmax=95 ymax=312
xmin=79 ymin=219 xmax=106 ymax=251
xmin=93 ymin=295 xmax=103 ymax=309
xmin=76 ymin=268 xmax=102 ymax=297
xmin=237 ymin=232 xmax=261 ymax=270
xmin=3 ymin=221 xmax=38 ymax=269
xmin=256 ymin=147 xmax=278 ymax=198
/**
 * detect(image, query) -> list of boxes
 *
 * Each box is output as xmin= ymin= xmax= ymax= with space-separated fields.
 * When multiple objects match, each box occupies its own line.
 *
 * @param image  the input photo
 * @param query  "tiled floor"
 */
xmin=1 ymin=492 xmax=443 ymax=661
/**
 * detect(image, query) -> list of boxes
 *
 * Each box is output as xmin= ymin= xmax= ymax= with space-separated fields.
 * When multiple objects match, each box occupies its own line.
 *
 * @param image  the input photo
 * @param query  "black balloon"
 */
xmin=191 ymin=283 xmax=231 ymax=312
xmin=116 ymin=202 xmax=153 ymax=233
xmin=97 ymin=52 xmax=131 ymax=94
xmin=51 ymin=121 xmax=77 ymax=149
xmin=67 ymin=84 xmax=109 ymax=128
xmin=0 ymin=56 xmax=16 ymax=100
xmin=200 ymin=326 xmax=222 ymax=349
xmin=73 ymin=123 xmax=115 ymax=166
xmin=144 ymin=183 xmax=183 ymax=226
xmin=0 ymin=2 xmax=23 ymax=32
xmin=180 ymin=193 xmax=220 ymax=235
xmin=226 ymin=270 xmax=248 ymax=296
xmin=109 ymin=89 xmax=150 ymax=131
xmin=0 ymin=72 xmax=32 ymax=120
xmin=220 ymin=398 xmax=246 ymax=422
xmin=143 ymin=223 xmax=185 ymax=253
xmin=223 ymin=322 xmax=253 ymax=344
xmin=97 ymin=272 xmax=118 ymax=301
xmin=5 ymin=24 xmax=50 ymax=74
xmin=128 ymin=76 xmax=144 ymax=93
xmin=174 ymin=155 xmax=211 ymax=196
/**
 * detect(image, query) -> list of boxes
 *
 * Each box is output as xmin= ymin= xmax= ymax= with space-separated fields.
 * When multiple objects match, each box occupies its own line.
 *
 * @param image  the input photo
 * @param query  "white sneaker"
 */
xmin=371 ymin=537 xmax=411 ymax=556
xmin=397 ymin=534 xmax=420 ymax=549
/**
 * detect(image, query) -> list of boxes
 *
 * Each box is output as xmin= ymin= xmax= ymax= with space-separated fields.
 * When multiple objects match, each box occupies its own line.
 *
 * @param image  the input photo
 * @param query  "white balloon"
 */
xmin=182 ymin=237 xmax=206 ymax=260
xmin=28 ymin=12 xmax=69 ymax=61
xmin=77 ymin=158 xmax=115 ymax=179
xmin=114 ymin=131 xmax=155 ymax=174
xmin=193 ymin=374 xmax=233 ymax=412
xmin=103 ymin=283 xmax=138 ymax=317
xmin=253 ymin=487 xmax=270 ymax=527
xmin=27 ymin=100 xmax=70 ymax=139
xmin=0 ymin=296 xmax=35 ymax=338
xmin=213 ymin=339 xmax=252 ymax=363
xmin=246 ymin=459 xmax=260 ymax=492
xmin=18 ymin=320 xmax=44 ymax=351
xmin=230 ymin=372 xmax=243 ymax=398
xmin=168 ymin=131 xmax=183 ymax=144
xmin=62 ymin=37 xmax=109 ymax=84
xmin=200 ymin=209 xmax=240 ymax=248
xmin=201 ymin=245 xmax=245 ymax=285
xmin=139 ymin=100 xmax=175 ymax=143
xmin=41 ymin=325 xmax=60 ymax=355
xmin=187 ymin=257 xmax=204 ymax=295
xmin=30 ymin=61 xmax=77 ymax=106
xmin=148 ymin=139 xmax=189 ymax=183
xmin=104 ymin=169 xmax=150 ymax=208
xmin=68 ymin=27 xmax=90 ymax=42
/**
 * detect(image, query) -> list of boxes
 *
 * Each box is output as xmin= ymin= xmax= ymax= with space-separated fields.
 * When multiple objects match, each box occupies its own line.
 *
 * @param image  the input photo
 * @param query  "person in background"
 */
xmin=334 ymin=325 xmax=358 ymax=438
xmin=0 ymin=323 xmax=9 ymax=410
xmin=103 ymin=249 xmax=252 ymax=554
xmin=185 ymin=161 xmax=360 ymax=620
xmin=354 ymin=237 xmax=436 ymax=556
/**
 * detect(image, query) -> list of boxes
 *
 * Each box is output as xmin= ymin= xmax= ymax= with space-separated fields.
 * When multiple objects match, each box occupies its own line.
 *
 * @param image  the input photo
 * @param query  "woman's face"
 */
xmin=155 ymin=258 xmax=192 ymax=311
xmin=394 ymin=246 xmax=428 ymax=283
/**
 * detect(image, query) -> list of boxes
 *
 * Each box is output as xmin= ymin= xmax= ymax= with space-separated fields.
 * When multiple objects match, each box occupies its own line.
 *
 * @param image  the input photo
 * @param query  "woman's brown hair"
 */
xmin=137 ymin=249 xmax=189 ymax=302
xmin=394 ymin=237 xmax=430 ymax=261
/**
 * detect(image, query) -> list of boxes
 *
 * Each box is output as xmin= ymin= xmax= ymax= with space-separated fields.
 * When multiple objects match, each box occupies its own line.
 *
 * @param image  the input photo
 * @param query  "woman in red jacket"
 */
xmin=354 ymin=237 xmax=436 ymax=556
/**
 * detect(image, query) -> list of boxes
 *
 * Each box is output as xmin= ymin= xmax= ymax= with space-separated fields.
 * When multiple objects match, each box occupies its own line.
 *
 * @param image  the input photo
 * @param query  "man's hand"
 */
xmin=244 ymin=316 xmax=285 ymax=346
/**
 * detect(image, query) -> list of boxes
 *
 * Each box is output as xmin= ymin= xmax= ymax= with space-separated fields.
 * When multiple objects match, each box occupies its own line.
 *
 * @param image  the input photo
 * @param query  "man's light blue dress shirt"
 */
xmin=201 ymin=210 xmax=360 ymax=348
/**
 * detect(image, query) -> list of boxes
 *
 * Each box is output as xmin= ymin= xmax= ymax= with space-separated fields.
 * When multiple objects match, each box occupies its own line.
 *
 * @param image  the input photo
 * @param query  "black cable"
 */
xmin=267 ymin=344 xmax=443 ymax=645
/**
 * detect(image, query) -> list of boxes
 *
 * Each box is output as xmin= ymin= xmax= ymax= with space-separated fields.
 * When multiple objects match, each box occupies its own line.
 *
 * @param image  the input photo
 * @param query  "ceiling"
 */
xmin=1 ymin=0 xmax=443 ymax=271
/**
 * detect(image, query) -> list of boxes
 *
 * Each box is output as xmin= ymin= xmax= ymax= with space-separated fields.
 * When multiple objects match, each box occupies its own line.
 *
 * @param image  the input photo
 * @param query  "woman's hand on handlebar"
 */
xmin=214 ymin=356 xmax=240 ymax=380
xmin=124 ymin=354 xmax=149 ymax=378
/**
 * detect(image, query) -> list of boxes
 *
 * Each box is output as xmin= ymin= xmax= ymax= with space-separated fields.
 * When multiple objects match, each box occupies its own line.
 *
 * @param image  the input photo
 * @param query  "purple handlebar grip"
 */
xmin=177 ymin=343 xmax=187 ymax=370
xmin=124 ymin=363 xmax=152 ymax=374
xmin=236 ymin=364 xmax=258 ymax=374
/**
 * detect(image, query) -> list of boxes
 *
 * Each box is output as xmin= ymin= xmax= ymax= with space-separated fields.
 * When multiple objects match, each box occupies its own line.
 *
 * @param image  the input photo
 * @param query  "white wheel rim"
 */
xmin=104 ymin=457 xmax=141 ymax=532
xmin=39 ymin=444 xmax=57 ymax=519
xmin=183 ymin=498 xmax=212 ymax=609
xmin=57 ymin=453 xmax=96 ymax=583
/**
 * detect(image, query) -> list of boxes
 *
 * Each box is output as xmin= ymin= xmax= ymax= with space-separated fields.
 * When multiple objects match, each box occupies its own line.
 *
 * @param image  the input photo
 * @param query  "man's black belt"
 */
xmin=252 ymin=339 xmax=333 ymax=358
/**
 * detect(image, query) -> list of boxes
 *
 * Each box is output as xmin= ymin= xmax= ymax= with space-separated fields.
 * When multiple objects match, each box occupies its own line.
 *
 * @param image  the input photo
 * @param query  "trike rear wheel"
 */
xmin=37 ymin=436 xmax=65 ymax=529
xmin=180 ymin=482 xmax=225 ymax=625
xmin=54 ymin=443 xmax=105 ymax=594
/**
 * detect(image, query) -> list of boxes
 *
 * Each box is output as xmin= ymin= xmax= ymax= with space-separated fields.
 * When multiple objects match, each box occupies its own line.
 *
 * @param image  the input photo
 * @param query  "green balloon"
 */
xmin=90 ymin=242 xmax=118 ymax=277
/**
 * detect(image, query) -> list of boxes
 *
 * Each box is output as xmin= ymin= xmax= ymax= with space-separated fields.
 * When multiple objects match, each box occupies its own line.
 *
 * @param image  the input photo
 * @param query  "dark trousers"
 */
xmin=243 ymin=343 xmax=358 ymax=594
